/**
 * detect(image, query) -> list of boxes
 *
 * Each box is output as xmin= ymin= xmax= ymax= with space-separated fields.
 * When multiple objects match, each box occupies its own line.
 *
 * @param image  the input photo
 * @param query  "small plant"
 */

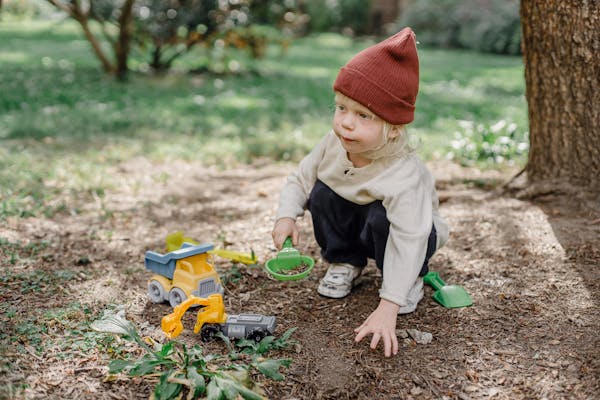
xmin=0 ymin=238 xmax=50 ymax=265
xmin=14 ymin=320 xmax=48 ymax=352
xmin=445 ymin=119 xmax=529 ymax=166
xmin=0 ymin=268 xmax=77 ymax=293
xmin=228 ymin=327 xmax=297 ymax=356
xmin=92 ymin=309 xmax=296 ymax=400
xmin=219 ymin=264 xmax=244 ymax=287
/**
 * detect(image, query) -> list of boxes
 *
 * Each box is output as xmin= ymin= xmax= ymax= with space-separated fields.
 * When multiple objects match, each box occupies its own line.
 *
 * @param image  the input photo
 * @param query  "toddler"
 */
xmin=271 ymin=28 xmax=449 ymax=357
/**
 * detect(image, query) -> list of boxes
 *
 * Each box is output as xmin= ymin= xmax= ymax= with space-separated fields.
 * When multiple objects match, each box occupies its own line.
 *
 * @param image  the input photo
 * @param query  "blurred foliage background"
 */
xmin=0 ymin=0 xmax=527 ymax=219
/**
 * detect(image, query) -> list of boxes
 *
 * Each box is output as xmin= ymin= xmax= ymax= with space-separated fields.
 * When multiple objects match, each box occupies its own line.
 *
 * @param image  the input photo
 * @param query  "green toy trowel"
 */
xmin=423 ymin=271 xmax=473 ymax=308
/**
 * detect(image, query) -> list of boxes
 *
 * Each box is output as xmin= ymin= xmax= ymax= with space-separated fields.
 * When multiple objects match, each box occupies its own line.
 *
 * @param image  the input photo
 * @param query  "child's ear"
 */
xmin=387 ymin=125 xmax=403 ymax=140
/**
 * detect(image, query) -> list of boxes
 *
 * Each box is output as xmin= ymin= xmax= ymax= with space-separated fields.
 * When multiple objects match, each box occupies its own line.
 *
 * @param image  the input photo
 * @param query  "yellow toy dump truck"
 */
xmin=162 ymin=293 xmax=276 ymax=342
xmin=145 ymin=242 xmax=224 ymax=307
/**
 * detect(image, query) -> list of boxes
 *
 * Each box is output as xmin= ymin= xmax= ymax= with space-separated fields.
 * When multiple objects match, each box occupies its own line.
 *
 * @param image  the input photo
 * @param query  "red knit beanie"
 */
xmin=333 ymin=27 xmax=419 ymax=125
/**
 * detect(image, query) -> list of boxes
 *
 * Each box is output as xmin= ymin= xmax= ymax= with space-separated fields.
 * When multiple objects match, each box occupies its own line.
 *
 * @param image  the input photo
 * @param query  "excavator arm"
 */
xmin=161 ymin=294 xmax=227 ymax=339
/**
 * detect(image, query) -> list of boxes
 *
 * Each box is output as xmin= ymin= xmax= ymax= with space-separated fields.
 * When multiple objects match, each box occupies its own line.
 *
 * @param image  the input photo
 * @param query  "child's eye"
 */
xmin=358 ymin=112 xmax=372 ymax=120
xmin=335 ymin=104 xmax=345 ymax=111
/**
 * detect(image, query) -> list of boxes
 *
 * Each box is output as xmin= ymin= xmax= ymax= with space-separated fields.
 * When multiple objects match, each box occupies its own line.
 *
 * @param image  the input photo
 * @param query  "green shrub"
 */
xmin=446 ymin=119 xmax=528 ymax=165
xmin=398 ymin=0 xmax=521 ymax=55
xmin=303 ymin=0 xmax=338 ymax=32
xmin=454 ymin=1 xmax=522 ymax=54
xmin=1 ymin=0 xmax=56 ymax=19
xmin=396 ymin=0 xmax=460 ymax=48
xmin=249 ymin=0 xmax=308 ymax=35
xmin=337 ymin=0 xmax=371 ymax=35
xmin=304 ymin=0 xmax=371 ymax=35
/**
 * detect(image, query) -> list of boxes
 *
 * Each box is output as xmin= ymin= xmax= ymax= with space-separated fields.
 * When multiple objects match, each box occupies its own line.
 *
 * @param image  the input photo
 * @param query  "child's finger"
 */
xmin=382 ymin=334 xmax=392 ymax=357
xmin=354 ymin=325 xmax=367 ymax=342
xmin=369 ymin=333 xmax=381 ymax=350
xmin=273 ymin=232 xmax=286 ymax=249
xmin=277 ymin=234 xmax=287 ymax=249
xmin=385 ymin=333 xmax=398 ymax=357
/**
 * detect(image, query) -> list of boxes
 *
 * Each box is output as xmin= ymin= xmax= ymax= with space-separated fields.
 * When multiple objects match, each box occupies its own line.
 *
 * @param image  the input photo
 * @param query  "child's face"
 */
xmin=333 ymin=93 xmax=395 ymax=156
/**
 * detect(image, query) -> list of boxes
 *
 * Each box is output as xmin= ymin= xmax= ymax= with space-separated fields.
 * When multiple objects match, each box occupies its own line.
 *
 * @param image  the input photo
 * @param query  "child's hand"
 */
xmin=354 ymin=298 xmax=400 ymax=357
xmin=271 ymin=218 xmax=299 ymax=250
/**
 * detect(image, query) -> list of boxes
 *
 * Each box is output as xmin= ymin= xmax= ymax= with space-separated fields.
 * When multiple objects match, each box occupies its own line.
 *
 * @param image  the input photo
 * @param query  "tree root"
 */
xmin=498 ymin=171 xmax=600 ymax=214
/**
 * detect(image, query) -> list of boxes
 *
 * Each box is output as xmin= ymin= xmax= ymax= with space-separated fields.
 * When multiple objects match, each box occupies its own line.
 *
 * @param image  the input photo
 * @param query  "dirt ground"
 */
xmin=1 ymin=158 xmax=599 ymax=400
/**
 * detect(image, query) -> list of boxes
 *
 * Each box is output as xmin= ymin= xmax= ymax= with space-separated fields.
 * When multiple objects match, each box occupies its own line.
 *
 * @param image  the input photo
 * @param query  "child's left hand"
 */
xmin=354 ymin=298 xmax=400 ymax=357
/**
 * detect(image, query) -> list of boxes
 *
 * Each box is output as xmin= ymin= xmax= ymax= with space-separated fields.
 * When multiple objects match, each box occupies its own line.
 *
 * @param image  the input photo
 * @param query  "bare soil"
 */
xmin=1 ymin=159 xmax=599 ymax=399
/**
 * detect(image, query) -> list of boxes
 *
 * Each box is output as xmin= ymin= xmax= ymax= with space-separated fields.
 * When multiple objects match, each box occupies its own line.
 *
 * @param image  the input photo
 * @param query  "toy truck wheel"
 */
xmin=249 ymin=328 xmax=267 ymax=342
xmin=200 ymin=324 xmax=221 ymax=342
xmin=148 ymin=280 xmax=166 ymax=303
xmin=168 ymin=287 xmax=187 ymax=307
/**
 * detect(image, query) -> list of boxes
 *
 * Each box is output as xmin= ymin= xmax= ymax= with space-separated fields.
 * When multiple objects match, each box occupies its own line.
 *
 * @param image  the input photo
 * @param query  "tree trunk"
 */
xmin=45 ymin=0 xmax=115 ymax=74
xmin=114 ymin=0 xmax=135 ymax=80
xmin=79 ymin=17 xmax=115 ymax=74
xmin=520 ymin=1 xmax=600 ymax=191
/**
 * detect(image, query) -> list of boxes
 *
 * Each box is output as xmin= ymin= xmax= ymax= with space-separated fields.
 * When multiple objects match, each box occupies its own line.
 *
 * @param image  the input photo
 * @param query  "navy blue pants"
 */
xmin=307 ymin=180 xmax=436 ymax=276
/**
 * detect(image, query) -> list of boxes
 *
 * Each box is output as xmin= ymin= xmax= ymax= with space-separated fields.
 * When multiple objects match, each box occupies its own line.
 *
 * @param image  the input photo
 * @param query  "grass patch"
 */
xmin=0 ymin=237 xmax=50 ymax=266
xmin=0 ymin=301 xmax=125 ymax=360
xmin=0 ymin=301 xmax=128 ymax=400
xmin=0 ymin=20 xmax=527 ymax=219
xmin=0 ymin=268 xmax=74 ymax=293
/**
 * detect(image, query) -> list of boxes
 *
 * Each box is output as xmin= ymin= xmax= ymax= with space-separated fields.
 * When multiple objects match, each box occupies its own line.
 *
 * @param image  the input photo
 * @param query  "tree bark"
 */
xmin=78 ymin=17 xmax=115 ymax=74
xmin=520 ymin=1 xmax=600 ymax=191
xmin=114 ymin=0 xmax=135 ymax=80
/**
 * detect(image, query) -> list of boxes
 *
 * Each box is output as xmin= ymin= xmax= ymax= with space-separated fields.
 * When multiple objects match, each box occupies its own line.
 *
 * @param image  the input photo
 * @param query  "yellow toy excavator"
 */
xmin=161 ymin=294 xmax=227 ymax=339
xmin=161 ymin=293 xmax=277 ymax=342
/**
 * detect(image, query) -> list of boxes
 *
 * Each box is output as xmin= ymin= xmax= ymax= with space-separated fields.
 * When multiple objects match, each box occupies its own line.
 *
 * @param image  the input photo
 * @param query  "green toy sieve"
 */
xmin=265 ymin=237 xmax=315 ymax=281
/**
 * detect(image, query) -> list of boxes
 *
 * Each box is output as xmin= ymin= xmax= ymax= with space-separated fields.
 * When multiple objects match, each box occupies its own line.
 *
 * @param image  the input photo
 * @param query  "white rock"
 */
xmin=407 ymin=329 xmax=433 ymax=344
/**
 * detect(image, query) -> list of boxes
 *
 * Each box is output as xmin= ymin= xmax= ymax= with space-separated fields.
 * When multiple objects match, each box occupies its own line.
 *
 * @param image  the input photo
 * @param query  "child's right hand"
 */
xmin=271 ymin=218 xmax=299 ymax=249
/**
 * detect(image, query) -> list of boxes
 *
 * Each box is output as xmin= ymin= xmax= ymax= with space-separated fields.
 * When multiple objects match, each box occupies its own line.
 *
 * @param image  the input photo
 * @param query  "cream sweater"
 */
xmin=276 ymin=131 xmax=449 ymax=307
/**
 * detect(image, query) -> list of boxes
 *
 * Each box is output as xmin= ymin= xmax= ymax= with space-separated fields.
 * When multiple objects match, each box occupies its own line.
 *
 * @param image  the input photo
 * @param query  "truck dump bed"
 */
xmin=145 ymin=243 xmax=214 ymax=279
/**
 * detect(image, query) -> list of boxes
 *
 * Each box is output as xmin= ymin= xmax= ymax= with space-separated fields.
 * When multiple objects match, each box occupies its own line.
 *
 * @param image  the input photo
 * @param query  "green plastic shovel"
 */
xmin=423 ymin=271 xmax=473 ymax=308
xmin=265 ymin=237 xmax=314 ymax=281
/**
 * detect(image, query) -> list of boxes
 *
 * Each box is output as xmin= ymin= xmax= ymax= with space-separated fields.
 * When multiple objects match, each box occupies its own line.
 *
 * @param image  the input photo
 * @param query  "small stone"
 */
xmin=410 ymin=386 xmax=423 ymax=396
xmin=433 ymin=370 xmax=447 ymax=379
xmin=396 ymin=329 xmax=409 ymax=339
xmin=464 ymin=384 xmax=479 ymax=393
xmin=407 ymin=328 xmax=433 ymax=344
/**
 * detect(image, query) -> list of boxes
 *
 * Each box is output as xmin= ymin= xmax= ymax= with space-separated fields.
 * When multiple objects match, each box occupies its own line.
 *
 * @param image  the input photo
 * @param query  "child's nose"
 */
xmin=340 ymin=113 xmax=355 ymax=129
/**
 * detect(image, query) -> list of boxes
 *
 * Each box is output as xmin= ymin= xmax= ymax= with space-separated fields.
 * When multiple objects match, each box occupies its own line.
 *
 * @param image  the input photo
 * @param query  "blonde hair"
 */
xmin=382 ymin=121 xmax=417 ymax=157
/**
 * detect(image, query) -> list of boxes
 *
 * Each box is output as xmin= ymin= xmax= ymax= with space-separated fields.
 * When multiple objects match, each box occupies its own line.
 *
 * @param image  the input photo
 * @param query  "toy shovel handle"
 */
xmin=423 ymin=271 xmax=446 ymax=291
xmin=278 ymin=237 xmax=300 ymax=258
xmin=282 ymin=237 xmax=294 ymax=249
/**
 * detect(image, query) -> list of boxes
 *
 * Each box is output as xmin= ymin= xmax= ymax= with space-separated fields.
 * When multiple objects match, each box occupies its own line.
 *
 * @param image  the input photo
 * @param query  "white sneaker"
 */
xmin=317 ymin=263 xmax=362 ymax=298
xmin=398 ymin=278 xmax=424 ymax=314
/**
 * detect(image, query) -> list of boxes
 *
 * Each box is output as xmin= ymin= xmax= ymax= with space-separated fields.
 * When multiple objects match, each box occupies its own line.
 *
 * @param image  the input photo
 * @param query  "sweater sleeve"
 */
xmin=275 ymin=133 xmax=330 ymax=221
xmin=378 ymin=166 xmax=434 ymax=307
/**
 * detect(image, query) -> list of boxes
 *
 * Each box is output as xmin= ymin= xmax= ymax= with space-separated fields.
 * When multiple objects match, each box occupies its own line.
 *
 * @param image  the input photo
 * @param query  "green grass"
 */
xmin=0 ymin=20 xmax=527 ymax=218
